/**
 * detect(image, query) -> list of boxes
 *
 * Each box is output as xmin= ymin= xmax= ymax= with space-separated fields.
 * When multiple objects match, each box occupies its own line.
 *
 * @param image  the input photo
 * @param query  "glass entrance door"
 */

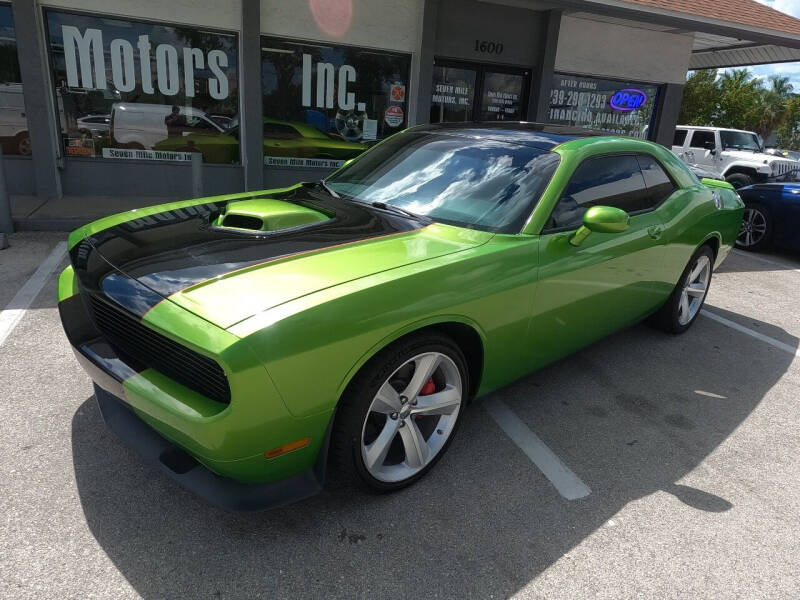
xmin=430 ymin=65 xmax=478 ymax=123
xmin=479 ymin=71 xmax=526 ymax=120
xmin=430 ymin=60 xmax=530 ymax=123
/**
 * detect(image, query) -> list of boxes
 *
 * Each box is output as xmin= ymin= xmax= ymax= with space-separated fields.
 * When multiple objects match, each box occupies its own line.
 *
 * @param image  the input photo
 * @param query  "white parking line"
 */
xmin=483 ymin=398 xmax=591 ymax=500
xmin=0 ymin=241 xmax=67 ymax=347
xmin=731 ymin=249 xmax=800 ymax=274
xmin=701 ymin=309 xmax=800 ymax=358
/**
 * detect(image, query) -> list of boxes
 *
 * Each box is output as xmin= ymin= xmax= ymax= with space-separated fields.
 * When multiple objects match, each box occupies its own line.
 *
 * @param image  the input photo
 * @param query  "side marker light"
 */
xmin=264 ymin=437 xmax=311 ymax=459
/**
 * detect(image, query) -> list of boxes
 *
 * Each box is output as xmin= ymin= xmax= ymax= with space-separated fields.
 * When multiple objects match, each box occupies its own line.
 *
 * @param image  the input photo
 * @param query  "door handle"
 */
xmin=647 ymin=225 xmax=663 ymax=240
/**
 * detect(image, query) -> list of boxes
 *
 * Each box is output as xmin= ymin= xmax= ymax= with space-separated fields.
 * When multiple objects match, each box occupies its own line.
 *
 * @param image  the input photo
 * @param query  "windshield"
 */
xmin=721 ymin=130 xmax=761 ymax=152
xmin=324 ymin=131 xmax=560 ymax=233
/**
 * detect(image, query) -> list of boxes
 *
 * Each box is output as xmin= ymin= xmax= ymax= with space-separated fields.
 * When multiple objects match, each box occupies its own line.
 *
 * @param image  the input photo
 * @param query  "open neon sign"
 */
xmin=609 ymin=89 xmax=647 ymax=112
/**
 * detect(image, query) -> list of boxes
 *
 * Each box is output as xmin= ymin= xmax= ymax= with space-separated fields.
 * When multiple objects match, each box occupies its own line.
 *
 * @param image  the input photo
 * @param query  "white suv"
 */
xmin=672 ymin=125 xmax=798 ymax=188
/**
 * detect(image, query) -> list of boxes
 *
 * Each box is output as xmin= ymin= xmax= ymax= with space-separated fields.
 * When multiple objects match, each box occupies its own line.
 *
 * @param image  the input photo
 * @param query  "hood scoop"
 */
xmin=215 ymin=198 xmax=330 ymax=232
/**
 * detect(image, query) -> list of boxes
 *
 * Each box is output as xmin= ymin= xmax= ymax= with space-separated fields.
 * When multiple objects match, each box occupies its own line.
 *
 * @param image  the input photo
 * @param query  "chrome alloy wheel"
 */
xmin=361 ymin=352 xmax=463 ymax=483
xmin=678 ymin=254 xmax=711 ymax=326
xmin=737 ymin=207 xmax=767 ymax=248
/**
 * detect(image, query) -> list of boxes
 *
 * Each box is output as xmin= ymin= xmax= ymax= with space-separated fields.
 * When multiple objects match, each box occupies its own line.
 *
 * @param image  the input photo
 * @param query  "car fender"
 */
xmin=721 ymin=160 xmax=770 ymax=177
xmin=334 ymin=313 xmax=489 ymax=401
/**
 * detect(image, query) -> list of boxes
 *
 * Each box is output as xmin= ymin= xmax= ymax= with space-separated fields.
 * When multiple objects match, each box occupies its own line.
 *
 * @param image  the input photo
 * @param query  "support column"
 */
xmin=528 ymin=9 xmax=562 ymax=122
xmin=240 ymin=0 xmax=264 ymax=191
xmin=12 ymin=0 xmax=62 ymax=198
xmin=653 ymin=83 xmax=685 ymax=147
xmin=409 ymin=0 xmax=439 ymax=126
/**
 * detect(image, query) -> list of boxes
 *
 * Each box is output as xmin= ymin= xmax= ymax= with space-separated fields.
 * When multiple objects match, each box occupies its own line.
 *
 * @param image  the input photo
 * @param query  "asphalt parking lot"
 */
xmin=2 ymin=232 xmax=800 ymax=599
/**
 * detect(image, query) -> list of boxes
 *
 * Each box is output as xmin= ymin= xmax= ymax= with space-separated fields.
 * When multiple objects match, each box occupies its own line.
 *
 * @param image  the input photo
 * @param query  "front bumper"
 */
xmin=94 ymin=384 xmax=324 ymax=512
xmin=59 ymin=263 xmax=333 ymax=510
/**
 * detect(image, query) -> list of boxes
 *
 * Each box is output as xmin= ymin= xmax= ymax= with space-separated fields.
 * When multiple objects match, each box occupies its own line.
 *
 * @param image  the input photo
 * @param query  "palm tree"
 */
xmin=768 ymin=75 xmax=793 ymax=98
xmin=752 ymin=75 xmax=794 ymax=140
xmin=718 ymin=69 xmax=763 ymax=130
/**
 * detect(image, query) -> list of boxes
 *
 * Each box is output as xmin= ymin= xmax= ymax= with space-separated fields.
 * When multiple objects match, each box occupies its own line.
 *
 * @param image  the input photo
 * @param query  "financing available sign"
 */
xmin=548 ymin=74 xmax=659 ymax=139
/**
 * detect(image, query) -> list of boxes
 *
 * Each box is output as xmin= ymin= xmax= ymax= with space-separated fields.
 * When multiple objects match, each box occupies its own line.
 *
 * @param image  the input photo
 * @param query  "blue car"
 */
xmin=736 ymin=182 xmax=800 ymax=251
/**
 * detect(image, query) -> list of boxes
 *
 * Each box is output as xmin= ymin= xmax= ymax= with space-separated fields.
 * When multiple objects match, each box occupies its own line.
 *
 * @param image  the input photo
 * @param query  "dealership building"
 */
xmin=4 ymin=0 xmax=800 ymax=214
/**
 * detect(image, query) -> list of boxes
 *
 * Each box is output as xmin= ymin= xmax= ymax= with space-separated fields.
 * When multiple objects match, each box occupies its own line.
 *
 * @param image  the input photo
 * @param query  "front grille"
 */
xmin=772 ymin=161 xmax=794 ymax=176
xmin=85 ymin=293 xmax=231 ymax=404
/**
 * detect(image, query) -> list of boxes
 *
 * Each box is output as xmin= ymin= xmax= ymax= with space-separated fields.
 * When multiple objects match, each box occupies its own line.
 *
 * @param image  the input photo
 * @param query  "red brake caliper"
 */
xmin=416 ymin=378 xmax=436 ymax=420
xmin=420 ymin=378 xmax=436 ymax=396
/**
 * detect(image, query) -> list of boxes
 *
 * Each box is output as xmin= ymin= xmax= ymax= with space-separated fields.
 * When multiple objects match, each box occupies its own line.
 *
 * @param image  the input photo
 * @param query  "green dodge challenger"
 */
xmin=58 ymin=123 xmax=744 ymax=510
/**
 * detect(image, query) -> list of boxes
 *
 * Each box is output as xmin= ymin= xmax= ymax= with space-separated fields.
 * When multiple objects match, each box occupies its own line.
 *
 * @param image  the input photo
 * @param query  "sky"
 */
xmin=726 ymin=0 xmax=800 ymax=90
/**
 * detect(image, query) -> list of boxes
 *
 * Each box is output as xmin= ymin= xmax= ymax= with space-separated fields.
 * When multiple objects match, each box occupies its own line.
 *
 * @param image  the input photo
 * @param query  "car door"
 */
xmin=671 ymin=128 xmax=689 ymax=160
xmin=531 ymin=154 xmax=667 ymax=366
xmin=684 ymin=129 xmax=717 ymax=170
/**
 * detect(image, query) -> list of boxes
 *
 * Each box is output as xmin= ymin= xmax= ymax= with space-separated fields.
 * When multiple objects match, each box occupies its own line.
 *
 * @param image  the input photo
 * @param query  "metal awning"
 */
xmin=690 ymin=32 xmax=800 ymax=69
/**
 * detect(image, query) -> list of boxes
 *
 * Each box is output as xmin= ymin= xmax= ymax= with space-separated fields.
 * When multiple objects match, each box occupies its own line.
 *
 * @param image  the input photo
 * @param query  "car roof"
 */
xmin=408 ymin=121 xmax=608 ymax=151
xmin=676 ymin=125 xmax=756 ymax=134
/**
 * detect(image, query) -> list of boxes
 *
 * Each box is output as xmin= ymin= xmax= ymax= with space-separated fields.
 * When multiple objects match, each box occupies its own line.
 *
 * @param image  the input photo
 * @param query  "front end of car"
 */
xmin=56 ymin=179 xmax=489 ymax=510
xmin=768 ymin=158 xmax=799 ymax=180
xmin=57 ymin=200 xmax=341 ymax=511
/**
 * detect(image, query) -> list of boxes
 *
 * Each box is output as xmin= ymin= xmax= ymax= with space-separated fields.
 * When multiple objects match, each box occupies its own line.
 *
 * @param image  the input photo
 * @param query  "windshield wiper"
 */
xmin=368 ymin=201 xmax=430 ymax=222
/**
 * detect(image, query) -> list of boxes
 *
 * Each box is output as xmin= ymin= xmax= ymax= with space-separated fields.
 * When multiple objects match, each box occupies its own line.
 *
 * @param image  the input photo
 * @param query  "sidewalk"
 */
xmin=11 ymin=194 xmax=182 ymax=231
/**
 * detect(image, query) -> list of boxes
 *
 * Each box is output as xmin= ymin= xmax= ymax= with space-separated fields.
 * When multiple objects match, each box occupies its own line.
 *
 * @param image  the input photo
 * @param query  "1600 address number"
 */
xmin=474 ymin=40 xmax=504 ymax=55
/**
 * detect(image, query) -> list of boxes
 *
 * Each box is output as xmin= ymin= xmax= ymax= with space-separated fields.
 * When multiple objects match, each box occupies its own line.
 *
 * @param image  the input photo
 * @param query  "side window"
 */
xmin=689 ymin=130 xmax=715 ymax=149
xmin=637 ymin=154 xmax=677 ymax=209
xmin=546 ymin=155 xmax=647 ymax=231
xmin=673 ymin=129 xmax=687 ymax=146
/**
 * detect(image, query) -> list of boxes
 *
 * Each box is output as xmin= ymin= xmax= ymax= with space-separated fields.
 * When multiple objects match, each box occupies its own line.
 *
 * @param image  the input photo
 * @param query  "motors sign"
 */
xmin=62 ymin=26 xmax=230 ymax=99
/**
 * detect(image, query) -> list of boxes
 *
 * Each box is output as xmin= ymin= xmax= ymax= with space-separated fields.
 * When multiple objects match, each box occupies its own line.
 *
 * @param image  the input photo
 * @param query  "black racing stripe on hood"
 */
xmin=70 ymin=187 xmax=423 ymax=317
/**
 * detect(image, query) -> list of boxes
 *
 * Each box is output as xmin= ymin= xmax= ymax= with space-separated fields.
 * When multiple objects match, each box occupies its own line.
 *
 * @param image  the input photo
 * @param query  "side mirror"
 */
xmin=570 ymin=206 xmax=629 ymax=246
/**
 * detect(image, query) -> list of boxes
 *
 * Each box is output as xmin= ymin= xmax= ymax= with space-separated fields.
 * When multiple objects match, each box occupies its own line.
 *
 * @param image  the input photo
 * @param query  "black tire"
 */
xmin=725 ymin=172 xmax=753 ymax=189
xmin=331 ymin=332 xmax=469 ymax=493
xmin=649 ymin=245 xmax=714 ymax=334
xmin=735 ymin=202 xmax=773 ymax=251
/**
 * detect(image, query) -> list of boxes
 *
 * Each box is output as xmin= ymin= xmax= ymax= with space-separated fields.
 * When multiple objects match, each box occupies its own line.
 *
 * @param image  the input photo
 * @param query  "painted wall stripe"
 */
xmin=484 ymin=398 xmax=591 ymax=500
xmin=0 ymin=241 xmax=67 ymax=347
xmin=701 ymin=309 xmax=799 ymax=358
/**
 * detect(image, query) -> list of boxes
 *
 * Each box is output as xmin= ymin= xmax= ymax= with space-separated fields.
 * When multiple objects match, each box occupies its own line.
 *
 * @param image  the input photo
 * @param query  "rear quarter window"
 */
xmin=637 ymin=154 xmax=677 ymax=208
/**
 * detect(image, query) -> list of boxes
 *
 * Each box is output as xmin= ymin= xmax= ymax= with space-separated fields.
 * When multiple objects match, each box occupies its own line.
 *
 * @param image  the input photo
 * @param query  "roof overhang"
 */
xmin=689 ymin=34 xmax=800 ymax=69
xmin=544 ymin=0 xmax=800 ymax=68
xmin=483 ymin=0 xmax=800 ymax=69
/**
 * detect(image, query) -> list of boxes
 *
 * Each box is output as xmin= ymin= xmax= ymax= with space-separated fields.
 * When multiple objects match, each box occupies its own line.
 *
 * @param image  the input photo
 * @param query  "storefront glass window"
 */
xmin=431 ymin=65 xmax=477 ymax=123
xmin=548 ymin=73 xmax=660 ymax=139
xmin=0 ymin=4 xmax=29 ymax=156
xmin=261 ymin=36 xmax=411 ymax=169
xmin=479 ymin=71 xmax=525 ymax=121
xmin=45 ymin=10 xmax=239 ymax=164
